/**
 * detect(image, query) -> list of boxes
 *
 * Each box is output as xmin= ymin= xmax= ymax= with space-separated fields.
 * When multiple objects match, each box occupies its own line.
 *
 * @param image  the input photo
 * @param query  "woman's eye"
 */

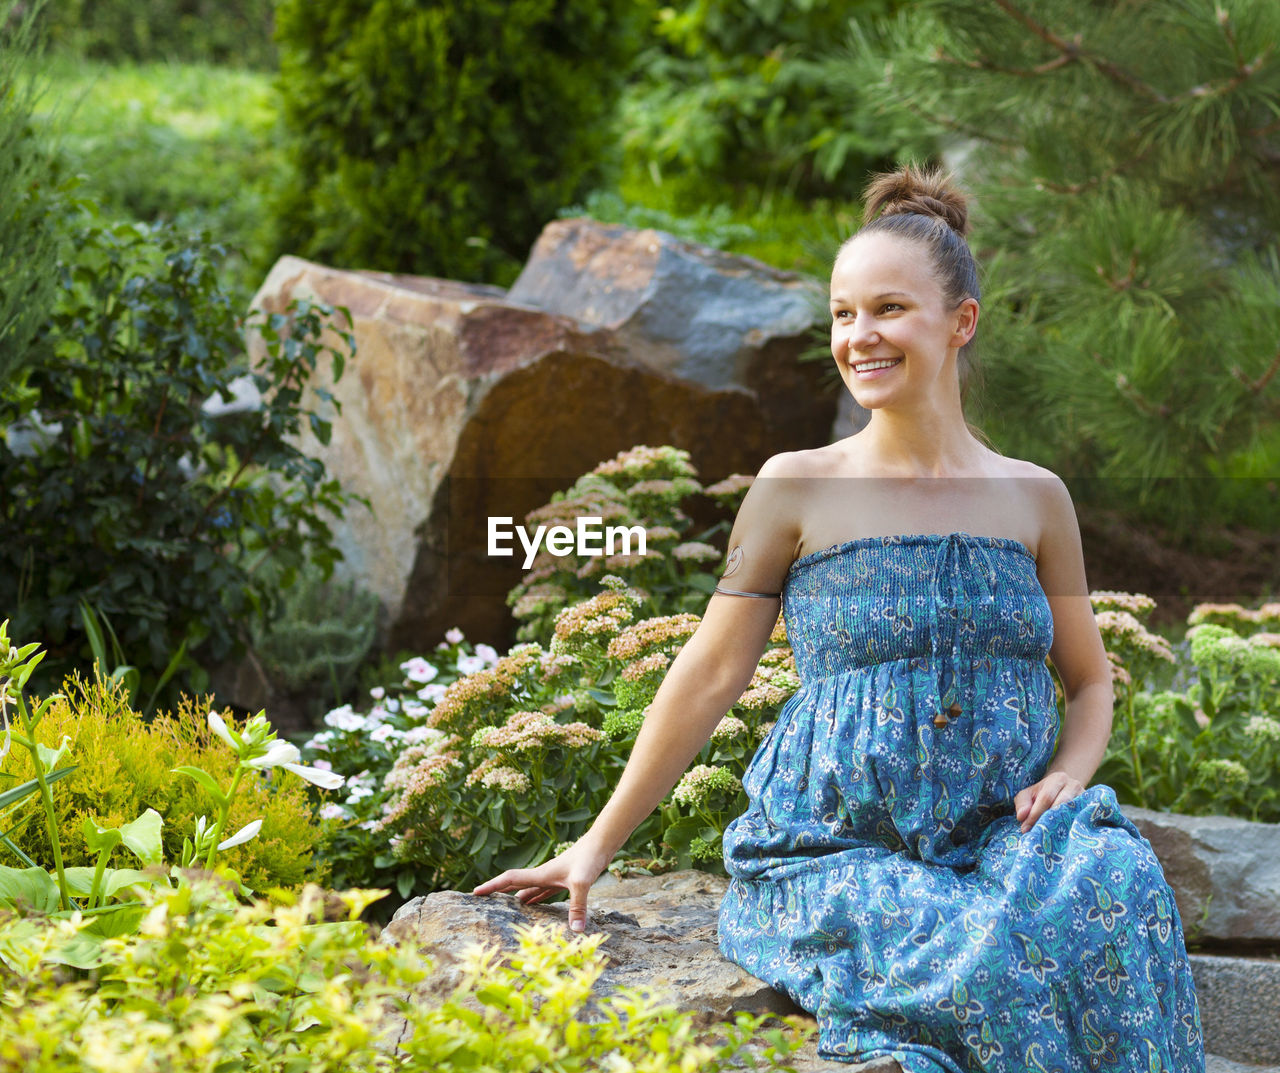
xmin=880 ymin=303 xmax=903 ymax=313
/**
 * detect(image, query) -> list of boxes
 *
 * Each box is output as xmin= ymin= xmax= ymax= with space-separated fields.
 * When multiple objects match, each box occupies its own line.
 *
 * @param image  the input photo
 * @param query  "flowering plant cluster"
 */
xmin=302 ymin=582 xmax=797 ymax=899
xmin=298 ymin=630 xmax=498 ymax=902
xmin=1093 ymin=593 xmax=1280 ymax=821
xmin=506 ymin=444 xmax=755 ymax=644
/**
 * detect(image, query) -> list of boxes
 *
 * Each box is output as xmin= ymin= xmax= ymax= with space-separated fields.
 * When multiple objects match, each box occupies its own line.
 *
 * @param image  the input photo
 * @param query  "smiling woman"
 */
xmin=473 ymin=165 xmax=1205 ymax=1072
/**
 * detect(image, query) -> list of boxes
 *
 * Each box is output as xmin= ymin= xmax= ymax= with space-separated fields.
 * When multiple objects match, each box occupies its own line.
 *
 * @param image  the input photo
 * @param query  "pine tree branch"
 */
xmin=1095 ymin=253 xmax=1141 ymax=293
xmin=1114 ymin=373 xmax=1171 ymax=419
xmin=989 ymin=0 xmax=1169 ymax=103
xmin=1231 ymin=347 xmax=1280 ymax=395
xmin=936 ymin=45 xmax=1076 ymax=79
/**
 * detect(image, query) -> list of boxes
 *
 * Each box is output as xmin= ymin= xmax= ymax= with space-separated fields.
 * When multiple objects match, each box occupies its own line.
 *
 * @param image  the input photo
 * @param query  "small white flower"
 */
xmin=445 ymin=628 xmax=465 ymax=645
xmin=319 ymin=803 xmax=347 ymax=821
xmin=400 ymin=657 xmax=439 ymax=684
xmin=208 ymin=711 xmax=239 ymax=752
xmin=370 ymin=723 xmax=400 ymax=744
xmin=323 ymin=705 xmax=366 ymax=732
xmin=370 ymin=686 xmax=386 ymax=700
xmin=311 ymin=758 xmax=333 ymax=771
xmin=417 ymin=683 xmax=448 ymax=703
xmin=283 ymin=762 xmax=346 ymax=790
xmin=246 ymin=741 xmax=301 ymax=769
xmin=218 ymin=818 xmax=262 ymax=851
xmin=474 ymin=643 xmax=500 ymax=666
xmin=358 ymin=819 xmax=379 ymax=831
xmin=457 ymin=655 xmax=487 ymax=675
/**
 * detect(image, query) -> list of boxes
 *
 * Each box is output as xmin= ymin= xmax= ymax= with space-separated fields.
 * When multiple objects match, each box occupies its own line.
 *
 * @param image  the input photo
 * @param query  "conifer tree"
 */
xmin=843 ymin=0 xmax=1280 ymax=535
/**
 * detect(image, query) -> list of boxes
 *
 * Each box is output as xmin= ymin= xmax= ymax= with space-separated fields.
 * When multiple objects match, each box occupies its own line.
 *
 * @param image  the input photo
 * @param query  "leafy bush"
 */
xmin=39 ymin=0 xmax=278 ymax=69
xmin=1094 ymin=592 xmax=1280 ymax=822
xmin=623 ymin=0 xmax=922 ymax=202
xmin=0 ymin=208 xmax=356 ymax=701
xmin=0 ymin=878 xmax=811 ymax=1072
xmin=1 ymin=675 xmax=332 ymax=892
xmin=0 ymin=0 xmax=64 ymax=387
xmin=271 ymin=0 xmax=648 ymax=283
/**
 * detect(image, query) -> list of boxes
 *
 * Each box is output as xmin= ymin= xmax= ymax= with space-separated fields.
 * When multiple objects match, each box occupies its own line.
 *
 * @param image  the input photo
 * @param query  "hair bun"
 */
xmin=862 ymin=164 xmax=970 ymax=236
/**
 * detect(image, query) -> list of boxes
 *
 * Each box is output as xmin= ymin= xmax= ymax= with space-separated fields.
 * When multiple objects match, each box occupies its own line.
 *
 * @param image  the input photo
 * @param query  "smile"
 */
xmin=852 ymin=358 xmax=903 ymax=373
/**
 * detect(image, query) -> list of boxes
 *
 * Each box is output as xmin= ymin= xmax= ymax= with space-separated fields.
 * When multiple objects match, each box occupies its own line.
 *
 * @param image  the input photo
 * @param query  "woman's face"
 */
xmin=829 ymin=231 xmax=977 ymax=410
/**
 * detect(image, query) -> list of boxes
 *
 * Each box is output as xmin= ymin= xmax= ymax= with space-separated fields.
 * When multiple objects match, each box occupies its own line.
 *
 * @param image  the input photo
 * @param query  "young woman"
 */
xmin=474 ymin=166 xmax=1204 ymax=1072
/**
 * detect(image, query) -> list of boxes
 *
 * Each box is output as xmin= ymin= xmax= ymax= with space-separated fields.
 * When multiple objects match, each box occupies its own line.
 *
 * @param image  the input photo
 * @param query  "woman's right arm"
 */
xmin=471 ymin=456 xmax=805 ymax=931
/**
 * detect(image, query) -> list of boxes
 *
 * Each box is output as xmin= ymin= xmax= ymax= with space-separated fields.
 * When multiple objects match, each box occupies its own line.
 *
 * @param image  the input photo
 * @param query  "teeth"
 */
xmin=854 ymin=358 xmax=902 ymax=372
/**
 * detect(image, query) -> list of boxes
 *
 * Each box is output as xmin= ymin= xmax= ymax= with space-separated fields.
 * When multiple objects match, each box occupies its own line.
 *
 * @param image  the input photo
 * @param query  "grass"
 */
xmin=29 ymin=53 xmax=286 ymax=307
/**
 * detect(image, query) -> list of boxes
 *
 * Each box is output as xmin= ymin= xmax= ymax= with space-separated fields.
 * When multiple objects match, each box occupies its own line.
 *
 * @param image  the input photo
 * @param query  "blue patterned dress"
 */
xmin=718 ymin=532 xmax=1204 ymax=1073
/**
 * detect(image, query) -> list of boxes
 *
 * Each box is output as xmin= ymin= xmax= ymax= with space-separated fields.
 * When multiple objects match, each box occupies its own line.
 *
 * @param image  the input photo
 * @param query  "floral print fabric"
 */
xmin=718 ymin=532 xmax=1204 ymax=1072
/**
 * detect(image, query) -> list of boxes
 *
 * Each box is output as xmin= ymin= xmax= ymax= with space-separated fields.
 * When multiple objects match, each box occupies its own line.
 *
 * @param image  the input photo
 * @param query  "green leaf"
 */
xmin=119 ymin=808 xmax=164 ymax=866
xmin=0 ymin=865 xmax=60 ymax=913
xmin=0 ymin=765 xmax=78 ymax=811
xmin=586 ymin=687 xmax=618 ymax=707
xmin=34 ymin=736 xmax=72 ymax=775
xmin=81 ymin=818 xmax=123 ymax=856
xmin=172 ymin=766 xmax=228 ymax=808
xmin=396 ymin=871 xmax=415 ymax=899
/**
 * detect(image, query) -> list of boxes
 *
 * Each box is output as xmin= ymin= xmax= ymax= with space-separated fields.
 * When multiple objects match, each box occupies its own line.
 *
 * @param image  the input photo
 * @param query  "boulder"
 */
xmin=1123 ymin=807 xmax=1280 ymax=942
xmin=382 ymin=871 xmax=896 ymax=1072
xmin=249 ymin=236 xmax=834 ymax=654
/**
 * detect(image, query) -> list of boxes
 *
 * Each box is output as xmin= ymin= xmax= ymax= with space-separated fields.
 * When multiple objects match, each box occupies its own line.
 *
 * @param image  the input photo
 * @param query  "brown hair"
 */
xmin=839 ymin=164 xmax=989 ymax=440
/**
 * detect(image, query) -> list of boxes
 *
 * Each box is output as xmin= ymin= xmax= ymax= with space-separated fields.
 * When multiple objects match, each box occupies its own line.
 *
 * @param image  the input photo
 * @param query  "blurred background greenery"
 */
xmin=3 ymin=0 xmax=1278 ymax=704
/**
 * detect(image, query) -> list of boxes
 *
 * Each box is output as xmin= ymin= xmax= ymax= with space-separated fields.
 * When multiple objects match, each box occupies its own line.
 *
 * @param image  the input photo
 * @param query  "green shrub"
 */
xmin=0 ymin=878 xmax=811 ymax=1072
xmin=0 ymin=208 xmax=356 ymax=701
xmin=249 ymin=563 xmax=381 ymax=717
xmin=39 ymin=0 xmax=278 ymax=69
xmin=271 ymin=0 xmax=648 ymax=283
xmin=0 ymin=677 xmax=330 ymax=891
xmin=623 ymin=0 xmax=922 ymax=202
xmin=0 ymin=0 xmax=64 ymax=387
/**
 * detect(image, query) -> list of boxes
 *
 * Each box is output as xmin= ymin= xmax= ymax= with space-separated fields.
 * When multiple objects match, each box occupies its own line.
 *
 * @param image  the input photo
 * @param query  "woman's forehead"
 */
xmin=831 ymin=232 xmax=936 ymax=295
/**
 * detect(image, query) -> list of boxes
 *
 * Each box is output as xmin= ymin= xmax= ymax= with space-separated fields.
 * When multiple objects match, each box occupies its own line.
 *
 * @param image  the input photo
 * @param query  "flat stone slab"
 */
xmin=1192 ymin=953 xmax=1280 ymax=1066
xmin=1125 ymin=806 xmax=1280 ymax=942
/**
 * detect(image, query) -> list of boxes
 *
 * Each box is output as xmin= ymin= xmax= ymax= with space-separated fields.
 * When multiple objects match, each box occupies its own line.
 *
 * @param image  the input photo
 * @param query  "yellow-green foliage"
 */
xmin=2 ymin=676 xmax=327 ymax=890
xmin=0 ymin=879 xmax=811 ymax=1072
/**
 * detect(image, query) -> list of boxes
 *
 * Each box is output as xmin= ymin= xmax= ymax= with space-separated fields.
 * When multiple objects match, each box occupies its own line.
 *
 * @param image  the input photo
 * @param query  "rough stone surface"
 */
xmin=383 ymin=871 xmax=896 ymax=1072
xmin=248 ymin=242 xmax=833 ymax=654
xmin=1191 ymin=954 xmax=1280 ymax=1065
xmin=1123 ymin=806 xmax=1280 ymax=942
xmin=382 ymin=869 xmax=1271 ymax=1070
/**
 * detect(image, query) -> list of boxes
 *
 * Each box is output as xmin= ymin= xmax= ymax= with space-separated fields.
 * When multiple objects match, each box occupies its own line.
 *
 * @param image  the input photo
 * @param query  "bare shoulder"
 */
xmin=1009 ymin=461 xmax=1089 ymax=597
xmin=754 ymin=445 xmax=847 ymax=480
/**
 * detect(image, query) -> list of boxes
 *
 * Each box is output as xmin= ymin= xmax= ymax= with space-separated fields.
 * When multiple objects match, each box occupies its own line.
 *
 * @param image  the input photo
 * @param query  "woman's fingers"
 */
xmin=1017 ymin=773 xmax=1084 ymax=832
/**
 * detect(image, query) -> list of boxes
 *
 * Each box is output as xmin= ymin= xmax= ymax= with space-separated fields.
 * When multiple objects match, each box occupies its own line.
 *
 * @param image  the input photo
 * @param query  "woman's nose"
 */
xmin=848 ymin=313 xmax=879 ymax=350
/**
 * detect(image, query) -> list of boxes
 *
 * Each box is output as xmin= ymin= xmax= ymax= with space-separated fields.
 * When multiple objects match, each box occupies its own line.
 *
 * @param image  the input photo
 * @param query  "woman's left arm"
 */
xmin=1015 ymin=474 xmax=1113 ymax=833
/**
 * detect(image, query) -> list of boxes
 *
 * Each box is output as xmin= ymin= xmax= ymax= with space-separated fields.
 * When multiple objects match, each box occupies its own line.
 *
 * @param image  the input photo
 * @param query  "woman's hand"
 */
xmin=472 ymin=839 xmax=611 ymax=933
xmin=1014 ymin=770 xmax=1085 ymax=833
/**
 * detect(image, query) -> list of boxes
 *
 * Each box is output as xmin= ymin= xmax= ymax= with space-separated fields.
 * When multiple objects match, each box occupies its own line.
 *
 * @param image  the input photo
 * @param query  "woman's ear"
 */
xmin=951 ymin=298 xmax=979 ymax=347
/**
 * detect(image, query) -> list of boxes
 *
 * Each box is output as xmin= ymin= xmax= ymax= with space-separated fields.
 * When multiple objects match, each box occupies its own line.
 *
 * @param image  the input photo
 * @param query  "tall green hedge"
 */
xmin=271 ymin=0 xmax=647 ymax=283
xmin=40 ymin=0 xmax=278 ymax=68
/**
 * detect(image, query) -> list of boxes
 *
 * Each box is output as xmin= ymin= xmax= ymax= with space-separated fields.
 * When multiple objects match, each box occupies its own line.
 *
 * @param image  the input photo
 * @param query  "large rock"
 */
xmin=249 ymin=235 xmax=834 ymax=652
xmin=383 ymin=871 xmax=896 ymax=1073
xmin=1123 ymin=807 xmax=1280 ymax=942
